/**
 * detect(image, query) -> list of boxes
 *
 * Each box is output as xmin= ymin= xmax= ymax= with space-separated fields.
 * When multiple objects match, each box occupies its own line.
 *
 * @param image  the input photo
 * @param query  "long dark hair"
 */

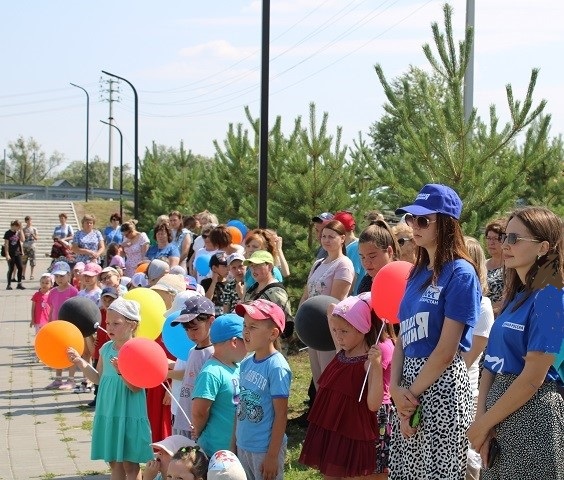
xmin=410 ymin=214 xmax=478 ymax=289
xmin=502 ymin=206 xmax=563 ymax=312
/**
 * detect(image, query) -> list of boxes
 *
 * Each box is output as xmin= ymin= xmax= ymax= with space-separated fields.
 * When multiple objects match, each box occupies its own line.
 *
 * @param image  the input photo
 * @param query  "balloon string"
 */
xmin=161 ymin=382 xmax=193 ymax=429
xmin=97 ymin=326 xmax=108 ymax=334
xmin=358 ymin=322 xmax=386 ymax=403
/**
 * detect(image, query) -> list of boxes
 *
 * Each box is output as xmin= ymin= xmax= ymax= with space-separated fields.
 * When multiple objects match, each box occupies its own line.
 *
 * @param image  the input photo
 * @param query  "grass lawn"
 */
xmin=284 ymin=350 xmax=323 ymax=479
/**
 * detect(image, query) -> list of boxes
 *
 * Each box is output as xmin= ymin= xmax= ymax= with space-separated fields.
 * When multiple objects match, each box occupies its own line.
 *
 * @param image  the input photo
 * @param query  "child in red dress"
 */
xmin=299 ymin=294 xmax=386 ymax=479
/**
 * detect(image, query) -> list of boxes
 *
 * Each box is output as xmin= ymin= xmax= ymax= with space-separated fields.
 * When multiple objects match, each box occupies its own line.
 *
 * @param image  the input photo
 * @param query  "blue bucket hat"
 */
xmin=395 ymin=184 xmax=462 ymax=220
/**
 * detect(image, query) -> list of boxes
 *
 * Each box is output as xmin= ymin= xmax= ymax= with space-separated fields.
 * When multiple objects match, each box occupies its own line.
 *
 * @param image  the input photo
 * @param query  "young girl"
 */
xmin=169 ymin=296 xmax=216 ymax=438
xmin=234 ymin=299 xmax=292 ymax=480
xmin=45 ymin=261 xmax=79 ymax=390
xmin=68 ymin=297 xmax=153 ymax=480
xmin=390 ymin=184 xmax=481 ymax=480
xmin=30 ymin=273 xmax=53 ymax=333
xmin=299 ymin=294 xmax=388 ymax=479
xmin=166 ymin=446 xmax=209 ymax=480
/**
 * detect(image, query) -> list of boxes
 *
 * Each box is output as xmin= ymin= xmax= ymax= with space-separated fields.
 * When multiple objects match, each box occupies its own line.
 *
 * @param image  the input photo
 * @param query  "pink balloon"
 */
xmin=117 ymin=338 xmax=169 ymax=388
xmin=371 ymin=261 xmax=413 ymax=324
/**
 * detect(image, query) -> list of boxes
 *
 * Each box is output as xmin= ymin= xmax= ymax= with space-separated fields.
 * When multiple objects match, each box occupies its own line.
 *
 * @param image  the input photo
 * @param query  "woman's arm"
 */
xmin=329 ymin=279 xmax=351 ymax=301
xmin=95 ymin=237 xmax=106 ymax=259
xmin=4 ymin=238 xmax=10 ymax=261
xmin=461 ymin=335 xmax=488 ymax=369
xmin=468 ymin=351 xmax=555 ymax=452
xmin=179 ymin=234 xmax=192 ymax=264
xmin=168 ymin=255 xmax=180 ymax=267
xmin=274 ymin=236 xmax=290 ymax=278
xmin=408 ymin=318 xmax=465 ymax=398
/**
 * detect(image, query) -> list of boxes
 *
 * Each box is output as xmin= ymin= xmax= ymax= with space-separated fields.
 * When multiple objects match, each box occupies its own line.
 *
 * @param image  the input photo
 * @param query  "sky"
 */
xmin=1 ymin=0 xmax=562 ymax=177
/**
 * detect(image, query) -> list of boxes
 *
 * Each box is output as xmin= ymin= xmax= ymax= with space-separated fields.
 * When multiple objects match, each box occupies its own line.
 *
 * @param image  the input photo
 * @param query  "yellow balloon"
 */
xmin=123 ymin=288 xmax=166 ymax=340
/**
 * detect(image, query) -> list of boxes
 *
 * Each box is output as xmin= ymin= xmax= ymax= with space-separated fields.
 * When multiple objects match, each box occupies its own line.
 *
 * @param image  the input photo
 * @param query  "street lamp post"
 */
xmin=101 ymin=70 xmax=139 ymax=219
xmin=100 ymin=120 xmax=123 ymax=219
xmin=70 ymin=82 xmax=90 ymax=202
xmin=258 ymin=0 xmax=270 ymax=228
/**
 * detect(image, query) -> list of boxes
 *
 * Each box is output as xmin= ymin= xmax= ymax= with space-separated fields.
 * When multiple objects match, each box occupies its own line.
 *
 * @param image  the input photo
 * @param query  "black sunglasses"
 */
xmin=405 ymin=213 xmax=437 ymax=230
xmin=398 ymin=237 xmax=412 ymax=247
xmin=500 ymin=233 xmax=541 ymax=245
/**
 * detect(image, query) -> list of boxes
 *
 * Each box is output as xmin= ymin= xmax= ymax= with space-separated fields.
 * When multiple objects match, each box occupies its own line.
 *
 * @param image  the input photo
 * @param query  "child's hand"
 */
xmin=109 ymin=356 xmax=121 ymax=375
xmin=67 ymin=347 xmax=83 ymax=367
xmin=163 ymin=391 xmax=171 ymax=406
xmin=367 ymin=344 xmax=382 ymax=367
xmin=260 ymin=451 xmax=279 ymax=480
xmin=143 ymin=458 xmax=161 ymax=480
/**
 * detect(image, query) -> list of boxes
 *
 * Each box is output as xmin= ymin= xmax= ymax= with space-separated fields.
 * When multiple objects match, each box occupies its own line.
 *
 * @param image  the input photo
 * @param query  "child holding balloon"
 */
xmin=67 ymin=297 xmax=153 ymax=479
xmin=299 ymin=294 xmax=390 ymax=479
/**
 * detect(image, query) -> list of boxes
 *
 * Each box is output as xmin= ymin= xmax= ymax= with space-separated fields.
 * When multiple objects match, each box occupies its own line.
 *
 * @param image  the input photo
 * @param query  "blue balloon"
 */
xmin=227 ymin=219 xmax=249 ymax=239
xmin=195 ymin=254 xmax=212 ymax=276
xmin=162 ymin=311 xmax=196 ymax=361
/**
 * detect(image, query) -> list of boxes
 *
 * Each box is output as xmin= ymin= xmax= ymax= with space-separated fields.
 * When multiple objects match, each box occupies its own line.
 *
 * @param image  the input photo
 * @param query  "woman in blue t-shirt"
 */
xmin=389 ymin=184 xmax=481 ymax=480
xmin=468 ymin=206 xmax=564 ymax=480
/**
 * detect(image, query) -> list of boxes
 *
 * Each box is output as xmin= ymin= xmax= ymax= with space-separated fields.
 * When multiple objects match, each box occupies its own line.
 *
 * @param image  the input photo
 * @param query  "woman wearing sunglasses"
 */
xmin=484 ymin=218 xmax=506 ymax=315
xmin=468 ymin=206 xmax=564 ymax=480
xmin=389 ymin=184 xmax=481 ymax=480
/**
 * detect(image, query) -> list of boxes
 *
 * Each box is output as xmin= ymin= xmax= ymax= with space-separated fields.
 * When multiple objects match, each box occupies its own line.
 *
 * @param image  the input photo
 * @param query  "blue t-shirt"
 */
xmin=236 ymin=351 xmax=292 ymax=453
xmin=103 ymin=226 xmax=123 ymax=245
xmin=398 ymin=259 xmax=481 ymax=357
xmin=146 ymin=243 xmax=180 ymax=262
xmin=244 ymin=266 xmax=283 ymax=290
xmin=192 ymin=358 xmax=240 ymax=457
xmin=484 ymin=286 xmax=564 ymax=384
xmin=346 ymin=239 xmax=365 ymax=294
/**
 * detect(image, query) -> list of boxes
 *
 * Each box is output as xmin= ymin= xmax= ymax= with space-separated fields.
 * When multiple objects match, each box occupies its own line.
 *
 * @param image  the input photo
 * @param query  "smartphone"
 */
xmin=487 ymin=437 xmax=500 ymax=469
xmin=409 ymin=405 xmax=422 ymax=428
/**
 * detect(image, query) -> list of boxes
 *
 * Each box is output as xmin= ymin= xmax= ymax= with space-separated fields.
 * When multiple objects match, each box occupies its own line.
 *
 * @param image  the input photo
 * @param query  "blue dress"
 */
xmin=91 ymin=341 xmax=153 ymax=463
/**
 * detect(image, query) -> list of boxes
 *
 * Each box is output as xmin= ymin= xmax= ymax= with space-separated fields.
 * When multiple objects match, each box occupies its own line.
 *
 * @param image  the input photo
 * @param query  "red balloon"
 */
xmin=117 ymin=338 xmax=169 ymax=388
xmin=371 ymin=261 xmax=413 ymax=324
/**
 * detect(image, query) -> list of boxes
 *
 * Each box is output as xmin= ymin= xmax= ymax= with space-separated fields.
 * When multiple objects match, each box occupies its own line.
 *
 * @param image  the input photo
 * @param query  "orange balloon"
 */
xmin=35 ymin=320 xmax=85 ymax=369
xmin=136 ymin=262 xmax=149 ymax=274
xmin=226 ymin=225 xmax=243 ymax=245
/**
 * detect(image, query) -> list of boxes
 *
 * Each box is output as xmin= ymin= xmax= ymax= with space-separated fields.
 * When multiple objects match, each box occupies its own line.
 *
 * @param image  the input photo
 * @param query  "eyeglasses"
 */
xmin=100 ymin=275 xmax=114 ymax=282
xmin=404 ymin=214 xmax=437 ymax=230
xmin=398 ymin=237 xmax=412 ymax=247
xmin=500 ymin=233 xmax=541 ymax=245
xmin=485 ymin=234 xmax=502 ymax=243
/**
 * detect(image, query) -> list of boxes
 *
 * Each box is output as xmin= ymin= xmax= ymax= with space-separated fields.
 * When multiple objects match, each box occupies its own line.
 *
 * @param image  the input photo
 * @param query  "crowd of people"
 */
xmin=7 ymin=184 xmax=564 ymax=480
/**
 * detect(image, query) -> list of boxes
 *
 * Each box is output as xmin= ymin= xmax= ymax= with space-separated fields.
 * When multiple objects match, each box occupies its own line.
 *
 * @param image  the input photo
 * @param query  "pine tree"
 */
xmin=371 ymin=3 xmax=552 ymax=235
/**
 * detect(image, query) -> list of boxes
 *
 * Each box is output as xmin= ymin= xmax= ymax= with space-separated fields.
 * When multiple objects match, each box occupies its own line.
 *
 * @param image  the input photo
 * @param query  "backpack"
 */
xmin=246 ymin=282 xmax=295 ymax=339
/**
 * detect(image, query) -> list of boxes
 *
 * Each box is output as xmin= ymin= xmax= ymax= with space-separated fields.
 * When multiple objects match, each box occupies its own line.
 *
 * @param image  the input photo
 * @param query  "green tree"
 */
xmin=5 ymin=136 xmax=64 ymax=184
xmin=137 ymin=142 xmax=208 ymax=230
xmin=371 ymin=4 xmax=552 ymax=235
xmin=59 ymin=156 xmax=133 ymax=191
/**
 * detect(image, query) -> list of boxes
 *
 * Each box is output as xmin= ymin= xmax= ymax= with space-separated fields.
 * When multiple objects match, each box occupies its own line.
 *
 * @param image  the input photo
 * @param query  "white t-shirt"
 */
xmin=467 ymin=296 xmax=494 ymax=396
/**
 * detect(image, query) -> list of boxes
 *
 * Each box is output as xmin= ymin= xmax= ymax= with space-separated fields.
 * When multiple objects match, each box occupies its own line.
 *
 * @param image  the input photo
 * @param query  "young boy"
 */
xmin=191 ymin=312 xmax=246 ymax=457
xmin=201 ymin=251 xmax=229 ymax=316
xmin=234 ymin=299 xmax=291 ymax=480
xmin=222 ymin=253 xmax=247 ymax=313
xmin=169 ymin=295 xmax=216 ymax=438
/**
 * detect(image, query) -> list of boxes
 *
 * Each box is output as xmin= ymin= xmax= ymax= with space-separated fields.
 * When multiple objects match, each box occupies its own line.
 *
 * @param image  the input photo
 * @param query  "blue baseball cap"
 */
xmin=311 ymin=212 xmax=334 ymax=223
xmin=395 ymin=184 xmax=462 ymax=220
xmin=210 ymin=313 xmax=244 ymax=344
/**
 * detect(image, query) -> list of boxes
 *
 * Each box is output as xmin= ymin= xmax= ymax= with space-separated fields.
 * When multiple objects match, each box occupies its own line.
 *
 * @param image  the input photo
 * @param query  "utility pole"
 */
xmin=3 ymin=149 xmax=6 ymax=199
xmin=463 ymin=0 xmax=475 ymax=126
xmin=100 ymin=78 xmax=120 ymax=190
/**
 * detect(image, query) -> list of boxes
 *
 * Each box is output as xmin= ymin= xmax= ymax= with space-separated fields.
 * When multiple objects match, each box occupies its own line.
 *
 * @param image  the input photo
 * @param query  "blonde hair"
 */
xmin=464 ymin=236 xmax=488 ymax=295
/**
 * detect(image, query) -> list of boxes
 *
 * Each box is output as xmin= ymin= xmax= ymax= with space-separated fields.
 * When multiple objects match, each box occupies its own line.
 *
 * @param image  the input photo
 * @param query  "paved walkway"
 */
xmin=0 ymin=258 xmax=110 ymax=480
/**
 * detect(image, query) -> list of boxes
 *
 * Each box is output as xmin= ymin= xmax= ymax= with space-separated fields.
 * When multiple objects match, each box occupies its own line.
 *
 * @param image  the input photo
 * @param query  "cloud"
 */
xmin=179 ymin=40 xmax=258 ymax=61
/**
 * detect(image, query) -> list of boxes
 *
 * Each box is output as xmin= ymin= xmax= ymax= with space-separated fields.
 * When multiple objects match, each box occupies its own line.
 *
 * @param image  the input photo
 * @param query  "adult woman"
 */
xmin=467 ymin=206 xmax=564 ymax=479
xmin=120 ymin=220 xmax=150 ymax=277
xmin=299 ymin=219 xmax=355 ymax=389
xmin=169 ymin=210 xmax=193 ymax=269
xmin=392 ymin=222 xmax=416 ymax=264
xmin=389 ymin=184 xmax=481 ymax=480
xmin=145 ymin=223 xmax=180 ymax=267
xmin=53 ymin=212 xmax=74 ymax=246
xmin=243 ymin=228 xmax=288 ymax=289
xmin=484 ymin=218 xmax=506 ymax=315
xmin=103 ymin=213 xmax=123 ymax=246
xmin=72 ymin=214 xmax=105 ymax=265
xmin=22 ymin=215 xmax=38 ymax=280
xmin=357 ymin=220 xmax=400 ymax=294
xmin=242 ymin=250 xmax=292 ymax=330
xmin=3 ymin=220 xmax=25 ymax=290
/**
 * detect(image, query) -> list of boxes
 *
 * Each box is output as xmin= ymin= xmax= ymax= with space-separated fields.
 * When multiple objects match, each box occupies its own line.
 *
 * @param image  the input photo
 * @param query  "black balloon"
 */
xmin=58 ymin=296 xmax=101 ymax=337
xmin=294 ymin=295 xmax=337 ymax=351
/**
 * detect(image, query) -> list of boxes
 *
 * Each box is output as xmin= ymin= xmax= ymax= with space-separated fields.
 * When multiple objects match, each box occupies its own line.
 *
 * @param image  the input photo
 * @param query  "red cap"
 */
xmin=235 ymin=299 xmax=285 ymax=333
xmin=334 ymin=211 xmax=356 ymax=232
